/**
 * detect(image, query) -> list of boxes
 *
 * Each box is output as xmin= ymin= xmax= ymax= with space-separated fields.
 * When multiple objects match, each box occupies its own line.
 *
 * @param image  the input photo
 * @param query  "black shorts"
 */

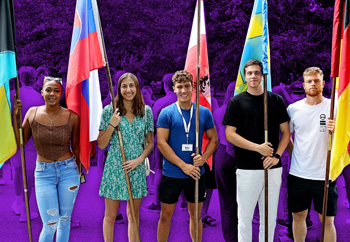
xmin=158 ymin=175 xmax=206 ymax=204
xmin=204 ymin=162 xmax=217 ymax=189
xmin=287 ymin=175 xmax=338 ymax=216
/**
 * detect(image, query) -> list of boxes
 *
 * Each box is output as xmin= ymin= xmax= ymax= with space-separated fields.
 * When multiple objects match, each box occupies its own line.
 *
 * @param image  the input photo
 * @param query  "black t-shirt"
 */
xmin=223 ymin=91 xmax=290 ymax=170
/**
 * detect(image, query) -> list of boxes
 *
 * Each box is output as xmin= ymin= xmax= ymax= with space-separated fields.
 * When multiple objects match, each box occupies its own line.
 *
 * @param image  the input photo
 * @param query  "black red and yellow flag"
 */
xmin=330 ymin=0 xmax=350 ymax=181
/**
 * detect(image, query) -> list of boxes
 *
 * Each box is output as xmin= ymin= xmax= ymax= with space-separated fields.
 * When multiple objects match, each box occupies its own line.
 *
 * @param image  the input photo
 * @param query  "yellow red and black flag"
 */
xmin=330 ymin=0 xmax=350 ymax=181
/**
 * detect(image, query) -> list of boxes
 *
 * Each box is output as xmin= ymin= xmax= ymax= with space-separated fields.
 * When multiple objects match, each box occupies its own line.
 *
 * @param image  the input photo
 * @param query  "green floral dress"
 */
xmin=99 ymin=105 xmax=154 ymax=200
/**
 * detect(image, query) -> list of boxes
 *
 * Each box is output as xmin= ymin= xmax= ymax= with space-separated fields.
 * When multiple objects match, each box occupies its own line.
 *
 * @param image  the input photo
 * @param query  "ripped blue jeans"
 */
xmin=35 ymin=156 xmax=80 ymax=242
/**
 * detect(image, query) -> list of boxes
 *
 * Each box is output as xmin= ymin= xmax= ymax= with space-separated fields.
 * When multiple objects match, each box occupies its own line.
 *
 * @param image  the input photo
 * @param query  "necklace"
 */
xmin=45 ymin=108 xmax=63 ymax=124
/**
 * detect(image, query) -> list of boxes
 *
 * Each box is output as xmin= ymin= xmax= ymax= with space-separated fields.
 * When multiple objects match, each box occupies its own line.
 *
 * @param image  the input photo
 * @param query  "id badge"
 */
xmin=182 ymin=144 xmax=193 ymax=152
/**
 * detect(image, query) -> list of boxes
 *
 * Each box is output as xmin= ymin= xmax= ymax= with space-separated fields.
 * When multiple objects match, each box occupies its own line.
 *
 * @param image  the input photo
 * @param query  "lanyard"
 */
xmin=176 ymin=102 xmax=193 ymax=144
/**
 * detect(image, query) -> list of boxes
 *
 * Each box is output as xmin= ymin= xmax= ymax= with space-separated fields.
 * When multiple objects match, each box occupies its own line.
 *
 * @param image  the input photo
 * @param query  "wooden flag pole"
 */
xmin=14 ymin=76 xmax=33 ymax=242
xmin=10 ymin=0 xmax=33 ymax=239
xmin=194 ymin=0 xmax=201 ymax=241
xmin=263 ymin=73 xmax=269 ymax=242
xmin=320 ymin=77 xmax=337 ymax=242
xmin=96 ymin=2 xmax=140 ymax=241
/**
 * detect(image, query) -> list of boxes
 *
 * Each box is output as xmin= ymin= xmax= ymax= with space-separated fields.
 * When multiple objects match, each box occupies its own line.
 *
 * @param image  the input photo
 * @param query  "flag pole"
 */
xmin=262 ymin=0 xmax=269 ymax=240
xmin=320 ymin=77 xmax=336 ymax=242
xmin=321 ymin=0 xmax=343 ymax=239
xmin=194 ymin=0 xmax=201 ymax=241
xmin=95 ymin=1 xmax=141 ymax=241
xmin=263 ymin=73 xmax=269 ymax=242
xmin=10 ymin=0 xmax=33 ymax=240
xmin=13 ymin=76 xmax=33 ymax=242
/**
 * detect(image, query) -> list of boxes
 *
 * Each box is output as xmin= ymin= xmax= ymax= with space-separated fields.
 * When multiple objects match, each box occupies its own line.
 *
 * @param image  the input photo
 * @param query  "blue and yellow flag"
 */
xmin=235 ymin=0 xmax=271 ymax=94
xmin=0 ymin=0 xmax=17 ymax=167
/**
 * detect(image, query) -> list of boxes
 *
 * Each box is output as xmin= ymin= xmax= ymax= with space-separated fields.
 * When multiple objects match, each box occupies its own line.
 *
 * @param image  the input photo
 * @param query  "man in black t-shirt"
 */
xmin=223 ymin=59 xmax=290 ymax=242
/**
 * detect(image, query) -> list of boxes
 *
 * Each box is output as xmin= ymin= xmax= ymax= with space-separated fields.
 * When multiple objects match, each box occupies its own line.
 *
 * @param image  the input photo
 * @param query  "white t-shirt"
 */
xmin=287 ymin=98 xmax=331 ymax=180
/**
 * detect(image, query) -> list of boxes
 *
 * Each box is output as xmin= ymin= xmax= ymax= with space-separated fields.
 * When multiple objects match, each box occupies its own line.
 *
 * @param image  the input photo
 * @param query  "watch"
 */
xmin=274 ymin=153 xmax=281 ymax=161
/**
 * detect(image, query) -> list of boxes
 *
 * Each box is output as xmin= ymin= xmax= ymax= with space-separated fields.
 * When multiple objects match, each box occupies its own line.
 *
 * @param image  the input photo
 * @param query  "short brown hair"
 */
xmin=172 ymin=70 xmax=193 ymax=86
xmin=243 ymin=59 xmax=263 ymax=77
xmin=303 ymin=67 xmax=323 ymax=79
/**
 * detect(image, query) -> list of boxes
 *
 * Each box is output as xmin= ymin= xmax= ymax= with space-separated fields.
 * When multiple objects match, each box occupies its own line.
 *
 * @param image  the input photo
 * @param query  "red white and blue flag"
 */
xmin=185 ymin=0 xmax=213 ymax=169
xmin=66 ymin=0 xmax=105 ymax=172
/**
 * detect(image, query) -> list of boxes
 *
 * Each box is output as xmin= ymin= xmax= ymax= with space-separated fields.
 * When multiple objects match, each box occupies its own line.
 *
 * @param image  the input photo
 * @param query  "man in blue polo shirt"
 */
xmin=156 ymin=70 xmax=218 ymax=242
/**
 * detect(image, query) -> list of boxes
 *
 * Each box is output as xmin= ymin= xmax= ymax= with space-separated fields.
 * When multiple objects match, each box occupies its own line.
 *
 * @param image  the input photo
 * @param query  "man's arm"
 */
xmin=287 ymin=138 xmax=294 ymax=157
xmin=225 ymin=125 xmax=274 ymax=157
xmin=262 ymin=121 xmax=290 ymax=169
xmin=274 ymin=121 xmax=290 ymax=157
xmin=192 ymin=127 xmax=218 ymax=167
xmin=157 ymin=127 xmax=201 ymax=179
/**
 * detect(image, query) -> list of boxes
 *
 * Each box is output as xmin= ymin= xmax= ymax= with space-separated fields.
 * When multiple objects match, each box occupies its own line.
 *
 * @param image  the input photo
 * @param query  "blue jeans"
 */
xmin=35 ymin=156 xmax=80 ymax=242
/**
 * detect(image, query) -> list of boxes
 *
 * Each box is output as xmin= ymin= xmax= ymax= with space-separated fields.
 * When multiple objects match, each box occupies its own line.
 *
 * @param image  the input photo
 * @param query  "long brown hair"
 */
xmin=115 ymin=73 xmax=145 ymax=116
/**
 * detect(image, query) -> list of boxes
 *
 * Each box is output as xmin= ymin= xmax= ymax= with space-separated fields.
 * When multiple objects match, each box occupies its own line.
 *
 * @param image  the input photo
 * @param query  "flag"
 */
xmin=0 ymin=0 xmax=17 ymax=167
xmin=235 ymin=0 xmax=272 ymax=94
xmin=66 ymin=0 xmax=105 ymax=172
xmin=330 ymin=0 xmax=350 ymax=181
xmin=184 ymin=0 xmax=213 ymax=169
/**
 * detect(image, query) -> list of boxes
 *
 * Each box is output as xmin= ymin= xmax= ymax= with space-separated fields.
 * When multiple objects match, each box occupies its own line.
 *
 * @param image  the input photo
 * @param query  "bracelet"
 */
xmin=109 ymin=123 xmax=116 ymax=128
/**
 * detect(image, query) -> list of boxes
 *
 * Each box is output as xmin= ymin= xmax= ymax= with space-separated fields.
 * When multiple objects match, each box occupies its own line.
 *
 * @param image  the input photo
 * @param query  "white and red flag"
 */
xmin=66 ymin=0 xmax=105 ymax=172
xmin=184 ymin=0 xmax=213 ymax=168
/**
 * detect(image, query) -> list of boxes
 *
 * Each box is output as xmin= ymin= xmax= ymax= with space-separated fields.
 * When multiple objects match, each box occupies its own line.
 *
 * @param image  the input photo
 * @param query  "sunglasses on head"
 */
xmin=44 ymin=76 xmax=62 ymax=85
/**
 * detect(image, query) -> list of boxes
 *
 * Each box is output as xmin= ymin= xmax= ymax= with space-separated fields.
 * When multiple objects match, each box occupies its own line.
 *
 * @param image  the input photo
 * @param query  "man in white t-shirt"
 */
xmin=287 ymin=67 xmax=336 ymax=242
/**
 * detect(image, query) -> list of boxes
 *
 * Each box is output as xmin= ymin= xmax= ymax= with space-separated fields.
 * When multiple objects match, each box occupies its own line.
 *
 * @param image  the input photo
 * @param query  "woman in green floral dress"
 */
xmin=97 ymin=73 xmax=154 ymax=242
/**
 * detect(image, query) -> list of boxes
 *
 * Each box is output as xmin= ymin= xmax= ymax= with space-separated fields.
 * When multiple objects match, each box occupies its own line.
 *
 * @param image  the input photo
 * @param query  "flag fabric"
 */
xmin=330 ymin=0 xmax=350 ymax=181
xmin=262 ymin=0 xmax=269 ymax=75
xmin=66 ymin=0 xmax=105 ymax=172
xmin=0 ymin=0 xmax=17 ymax=167
xmin=235 ymin=0 xmax=272 ymax=94
xmin=331 ymin=0 xmax=344 ymax=78
xmin=184 ymin=0 xmax=213 ymax=169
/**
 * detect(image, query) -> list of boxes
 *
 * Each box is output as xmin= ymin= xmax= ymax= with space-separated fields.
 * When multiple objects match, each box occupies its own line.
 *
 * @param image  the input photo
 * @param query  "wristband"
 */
xmin=274 ymin=153 xmax=281 ymax=161
xmin=109 ymin=123 xmax=116 ymax=128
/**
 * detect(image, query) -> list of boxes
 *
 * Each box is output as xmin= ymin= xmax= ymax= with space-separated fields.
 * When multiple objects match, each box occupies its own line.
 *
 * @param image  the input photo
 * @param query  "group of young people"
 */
xmin=12 ymin=58 xmax=338 ymax=242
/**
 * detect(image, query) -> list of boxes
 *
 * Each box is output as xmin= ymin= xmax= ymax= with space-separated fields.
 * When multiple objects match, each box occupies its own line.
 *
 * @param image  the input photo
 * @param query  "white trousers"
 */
xmin=236 ymin=168 xmax=282 ymax=242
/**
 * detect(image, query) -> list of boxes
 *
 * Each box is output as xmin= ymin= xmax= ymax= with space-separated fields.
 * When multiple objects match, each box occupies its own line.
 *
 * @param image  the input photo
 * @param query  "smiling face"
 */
xmin=120 ymin=77 xmax=137 ymax=101
xmin=173 ymin=80 xmax=193 ymax=106
xmin=303 ymin=73 xmax=324 ymax=97
xmin=41 ymin=80 xmax=62 ymax=105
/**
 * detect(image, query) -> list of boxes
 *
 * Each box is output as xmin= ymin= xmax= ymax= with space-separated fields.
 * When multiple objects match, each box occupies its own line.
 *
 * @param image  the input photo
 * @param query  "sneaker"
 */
xmin=115 ymin=214 xmax=124 ymax=224
xmin=143 ymin=203 xmax=161 ymax=213
xmin=277 ymin=218 xmax=289 ymax=227
xmin=202 ymin=216 xmax=217 ymax=227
